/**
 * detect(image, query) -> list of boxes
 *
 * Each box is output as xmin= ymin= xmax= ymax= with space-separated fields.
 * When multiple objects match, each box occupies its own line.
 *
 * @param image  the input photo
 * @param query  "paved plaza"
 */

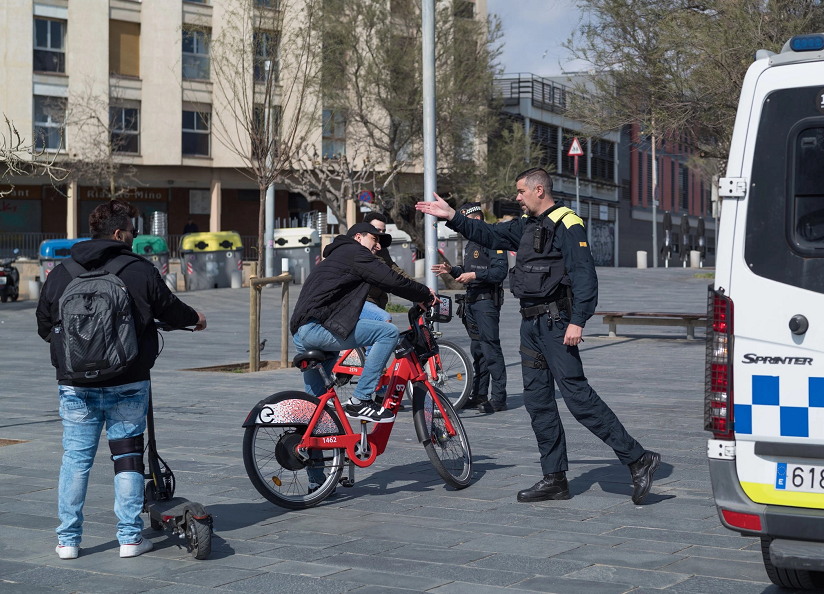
xmin=0 ymin=269 xmax=794 ymax=594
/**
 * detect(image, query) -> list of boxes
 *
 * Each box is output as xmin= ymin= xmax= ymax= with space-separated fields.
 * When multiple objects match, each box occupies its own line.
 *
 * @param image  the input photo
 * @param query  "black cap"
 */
xmin=347 ymin=222 xmax=392 ymax=248
xmin=459 ymin=202 xmax=482 ymax=216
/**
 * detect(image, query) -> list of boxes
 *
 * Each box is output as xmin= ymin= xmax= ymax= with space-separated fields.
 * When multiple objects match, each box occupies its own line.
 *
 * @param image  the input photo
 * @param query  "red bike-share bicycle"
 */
xmin=242 ymin=298 xmax=473 ymax=509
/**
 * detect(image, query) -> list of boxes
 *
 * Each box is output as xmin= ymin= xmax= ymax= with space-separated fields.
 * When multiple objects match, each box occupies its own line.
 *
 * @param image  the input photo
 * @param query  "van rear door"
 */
xmin=729 ymin=62 xmax=824 ymax=510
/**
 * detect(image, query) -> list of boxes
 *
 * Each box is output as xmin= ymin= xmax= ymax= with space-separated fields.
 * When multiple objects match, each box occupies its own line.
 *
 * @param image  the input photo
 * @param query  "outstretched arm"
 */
xmin=416 ymin=193 xmax=523 ymax=251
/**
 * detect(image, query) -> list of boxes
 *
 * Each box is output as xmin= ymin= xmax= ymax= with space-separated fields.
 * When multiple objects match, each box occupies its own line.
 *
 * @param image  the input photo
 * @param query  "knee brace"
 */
xmin=109 ymin=434 xmax=145 ymax=475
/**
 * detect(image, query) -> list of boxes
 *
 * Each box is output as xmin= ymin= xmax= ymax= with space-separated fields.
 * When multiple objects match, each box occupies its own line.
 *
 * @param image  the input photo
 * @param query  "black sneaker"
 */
xmin=629 ymin=451 xmax=661 ymax=505
xmin=491 ymin=402 xmax=508 ymax=412
xmin=344 ymin=399 xmax=395 ymax=423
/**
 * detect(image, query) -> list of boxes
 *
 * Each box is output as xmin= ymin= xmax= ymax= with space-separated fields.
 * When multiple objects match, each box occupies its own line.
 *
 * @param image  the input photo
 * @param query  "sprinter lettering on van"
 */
xmin=741 ymin=353 xmax=813 ymax=365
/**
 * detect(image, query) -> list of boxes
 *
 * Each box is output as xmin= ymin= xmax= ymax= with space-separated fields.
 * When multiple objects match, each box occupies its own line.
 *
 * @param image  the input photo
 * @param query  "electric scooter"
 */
xmin=0 ymin=249 xmax=20 ymax=303
xmin=144 ymin=324 xmax=212 ymax=559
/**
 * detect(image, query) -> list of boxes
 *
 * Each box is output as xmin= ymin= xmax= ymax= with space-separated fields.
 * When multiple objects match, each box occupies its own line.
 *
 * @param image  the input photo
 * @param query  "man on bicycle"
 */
xmin=291 ymin=222 xmax=435 ymax=423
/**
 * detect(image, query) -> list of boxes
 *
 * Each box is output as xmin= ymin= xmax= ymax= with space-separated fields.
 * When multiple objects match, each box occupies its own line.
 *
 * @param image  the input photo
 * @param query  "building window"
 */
xmin=322 ymin=109 xmax=346 ymax=159
xmin=252 ymin=104 xmax=279 ymax=161
xmin=453 ymin=0 xmax=474 ymax=18
xmin=110 ymin=20 xmax=140 ymax=77
xmin=253 ymin=31 xmax=279 ymax=82
xmin=182 ymin=30 xmax=210 ymax=81
xmin=532 ymin=122 xmax=557 ymax=167
xmin=33 ymin=18 xmax=65 ymax=73
xmin=680 ymin=163 xmax=689 ymax=210
xmin=670 ymin=160 xmax=676 ymax=210
xmin=182 ymin=110 xmax=210 ymax=156
xmin=33 ymin=96 xmax=66 ymax=151
xmin=110 ymin=106 xmax=140 ymax=154
xmin=255 ymin=0 xmax=279 ymax=7
xmin=591 ymin=139 xmax=615 ymax=182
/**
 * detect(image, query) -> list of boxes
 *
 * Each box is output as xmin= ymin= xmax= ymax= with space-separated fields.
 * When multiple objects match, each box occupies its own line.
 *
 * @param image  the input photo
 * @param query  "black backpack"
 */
xmin=55 ymin=255 xmax=139 ymax=381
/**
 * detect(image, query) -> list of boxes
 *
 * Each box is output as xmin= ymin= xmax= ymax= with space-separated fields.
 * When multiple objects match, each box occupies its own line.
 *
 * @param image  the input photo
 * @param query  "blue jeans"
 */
xmin=293 ymin=319 xmax=399 ymax=401
xmin=57 ymin=380 xmax=149 ymax=546
xmin=360 ymin=300 xmax=392 ymax=323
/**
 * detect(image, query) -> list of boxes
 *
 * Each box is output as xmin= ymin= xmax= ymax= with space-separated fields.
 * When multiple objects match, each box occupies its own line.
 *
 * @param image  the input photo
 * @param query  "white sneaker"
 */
xmin=55 ymin=544 xmax=79 ymax=559
xmin=119 ymin=538 xmax=153 ymax=558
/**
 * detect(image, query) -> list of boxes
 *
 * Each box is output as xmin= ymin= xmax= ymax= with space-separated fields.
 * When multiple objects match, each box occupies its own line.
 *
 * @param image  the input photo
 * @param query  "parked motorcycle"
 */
xmin=0 ymin=249 xmax=20 ymax=303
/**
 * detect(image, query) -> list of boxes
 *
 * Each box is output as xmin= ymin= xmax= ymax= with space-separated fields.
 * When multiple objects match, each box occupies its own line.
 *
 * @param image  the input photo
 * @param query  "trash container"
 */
xmin=272 ymin=227 xmax=320 ymax=284
xmin=385 ymin=224 xmax=417 ymax=277
xmin=437 ymin=221 xmax=461 ymax=266
xmin=180 ymin=231 xmax=243 ymax=291
xmin=132 ymin=235 xmax=170 ymax=278
xmin=39 ymin=238 xmax=90 ymax=281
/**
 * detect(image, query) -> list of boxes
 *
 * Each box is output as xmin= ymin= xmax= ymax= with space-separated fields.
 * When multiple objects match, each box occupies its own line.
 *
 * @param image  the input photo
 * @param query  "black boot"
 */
xmin=463 ymin=393 xmax=483 ymax=408
xmin=517 ymin=472 xmax=570 ymax=502
xmin=629 ymin=451 xmax=661 ymax=505
xmin=477 ymin=397 xmax=494 ymax=414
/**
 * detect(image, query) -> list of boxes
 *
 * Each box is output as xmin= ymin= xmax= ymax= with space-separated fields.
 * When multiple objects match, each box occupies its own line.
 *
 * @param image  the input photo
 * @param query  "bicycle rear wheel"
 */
xmin=414 ymin=385 xmax=473 ymax=489
xmin=243 ymin=394 xmax=345 ymax=510
xmin=427 ymin=340 xmax=473 ymax=410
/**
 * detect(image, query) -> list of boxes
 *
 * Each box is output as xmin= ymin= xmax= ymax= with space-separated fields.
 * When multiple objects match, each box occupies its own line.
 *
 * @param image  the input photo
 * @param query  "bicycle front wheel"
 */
xmin=243 ymin=394 xmax=345 ymax=510
xmin=428 ymin=340 xmax=473 ymax=410
xmin=415 ymin=385 xmax=473 ymax=489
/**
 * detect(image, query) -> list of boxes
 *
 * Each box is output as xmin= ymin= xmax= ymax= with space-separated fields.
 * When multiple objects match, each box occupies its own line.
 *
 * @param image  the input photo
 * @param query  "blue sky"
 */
xmin=487 ymin=0 xmax=588 ymax=76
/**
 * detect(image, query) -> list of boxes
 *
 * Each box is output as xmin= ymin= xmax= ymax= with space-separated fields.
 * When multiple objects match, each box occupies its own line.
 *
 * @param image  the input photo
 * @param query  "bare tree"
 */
xmin=284 ymin=146 xmax=403 ymax=227
xmin=55 ymin=81 xmax=142 ymax=199
xmin=0 ymin=115 xmax=69 ymax=197
xmin=314 ymin=0 xmax=502 ymax=255
xmin=208 ymin=0 xmax=324 ymax=273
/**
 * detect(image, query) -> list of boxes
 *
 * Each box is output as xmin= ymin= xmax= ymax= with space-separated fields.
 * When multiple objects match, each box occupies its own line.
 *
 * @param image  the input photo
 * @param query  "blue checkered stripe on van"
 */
xmin=735 ymin=376 xmax=824 ymax=438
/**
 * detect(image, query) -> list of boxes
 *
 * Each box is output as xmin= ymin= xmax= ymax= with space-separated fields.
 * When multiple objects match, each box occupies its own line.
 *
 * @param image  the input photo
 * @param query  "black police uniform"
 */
xmin=447 ymin=200 xmax=646 ymax=475
xmin=451 ymin=240 xmax=508 ymax=409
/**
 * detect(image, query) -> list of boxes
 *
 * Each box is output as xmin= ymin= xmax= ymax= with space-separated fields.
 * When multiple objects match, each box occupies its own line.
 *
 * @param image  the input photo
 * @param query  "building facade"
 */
xmin=495 ymin=72 xmax=714 ymax=267
xmin=0 ymin=0 xmax=487 ymax=254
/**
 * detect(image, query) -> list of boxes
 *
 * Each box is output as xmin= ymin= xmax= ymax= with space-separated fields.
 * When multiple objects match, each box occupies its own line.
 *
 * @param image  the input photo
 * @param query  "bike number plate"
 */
xmin=776 ymin=462 xmax=824 ymax=493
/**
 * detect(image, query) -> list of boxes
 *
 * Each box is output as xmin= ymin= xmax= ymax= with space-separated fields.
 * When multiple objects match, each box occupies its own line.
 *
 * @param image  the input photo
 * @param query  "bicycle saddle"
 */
xmin=293 ymin=350 xmax=334 ymax=371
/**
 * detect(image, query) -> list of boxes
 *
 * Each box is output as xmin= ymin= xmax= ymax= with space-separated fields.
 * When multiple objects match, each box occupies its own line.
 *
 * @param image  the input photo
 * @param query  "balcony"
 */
xmin=494 ymin=73 xmax=577 ymax=115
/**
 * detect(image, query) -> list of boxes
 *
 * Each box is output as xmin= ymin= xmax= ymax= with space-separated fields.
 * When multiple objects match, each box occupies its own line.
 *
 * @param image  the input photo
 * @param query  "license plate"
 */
xmin=0 ymin=277 xmax=6 ymax=285
xmin=776 ymin=462 xmax=824 ymax=493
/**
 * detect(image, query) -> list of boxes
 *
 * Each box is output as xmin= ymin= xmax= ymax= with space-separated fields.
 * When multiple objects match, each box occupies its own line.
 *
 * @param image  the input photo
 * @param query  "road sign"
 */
xmin=357 ymin=190 xmax=373 ymax=203
xmin=567 ymin=137 xmax=584 ymax=157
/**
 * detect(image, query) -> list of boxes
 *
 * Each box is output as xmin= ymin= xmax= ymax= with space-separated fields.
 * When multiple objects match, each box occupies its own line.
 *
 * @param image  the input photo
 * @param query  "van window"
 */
xmin=794 ymin=127 xmax=824 ymax=248
xmin=745 ymin=86 xmax=824 ymax=294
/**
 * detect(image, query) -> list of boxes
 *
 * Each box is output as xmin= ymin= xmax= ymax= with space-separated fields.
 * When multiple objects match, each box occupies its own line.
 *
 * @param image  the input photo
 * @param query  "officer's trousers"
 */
xmin=520 ymin=312 xmax=644 ymax=474
xmin=465 ymin=299 xmax=507 ymax=405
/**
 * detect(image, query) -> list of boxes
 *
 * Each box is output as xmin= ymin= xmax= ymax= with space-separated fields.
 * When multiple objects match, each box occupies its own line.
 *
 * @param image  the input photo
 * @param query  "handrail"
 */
xmin=249 ymin=272 xmax=292 ymax=372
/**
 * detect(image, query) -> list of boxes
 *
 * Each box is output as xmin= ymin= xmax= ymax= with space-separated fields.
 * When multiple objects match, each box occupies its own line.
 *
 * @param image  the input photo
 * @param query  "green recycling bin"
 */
xmin=180 ymin=231 xmax=243 ymax=291
xmin=132 ymin=235 xmax=169 ymax=277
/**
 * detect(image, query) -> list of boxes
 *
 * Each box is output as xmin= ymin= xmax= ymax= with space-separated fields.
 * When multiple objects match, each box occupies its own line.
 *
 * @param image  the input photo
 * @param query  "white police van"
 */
xmin=707 ymin=33 xmax=824 ymax=589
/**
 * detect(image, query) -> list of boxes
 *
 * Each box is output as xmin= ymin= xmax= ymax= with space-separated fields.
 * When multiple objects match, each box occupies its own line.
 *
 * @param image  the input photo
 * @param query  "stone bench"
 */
xmin=596 ymin=311 xmax=707 ymax=340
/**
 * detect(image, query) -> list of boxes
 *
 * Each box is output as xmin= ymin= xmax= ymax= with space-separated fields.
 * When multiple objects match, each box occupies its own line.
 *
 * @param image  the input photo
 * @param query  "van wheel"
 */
xmin=761 ymin=537 xmax=824 ymax=589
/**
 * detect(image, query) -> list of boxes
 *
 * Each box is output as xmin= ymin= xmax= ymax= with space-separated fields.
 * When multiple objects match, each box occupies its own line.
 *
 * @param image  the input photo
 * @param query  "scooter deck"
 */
xmin=147 ymin=497 xmax=209 ymax=521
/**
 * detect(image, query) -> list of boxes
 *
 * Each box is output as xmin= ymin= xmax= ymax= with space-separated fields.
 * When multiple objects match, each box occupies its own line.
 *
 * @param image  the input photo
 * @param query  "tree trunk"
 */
xmin=257 ymin=185 xmax=266 ymax=275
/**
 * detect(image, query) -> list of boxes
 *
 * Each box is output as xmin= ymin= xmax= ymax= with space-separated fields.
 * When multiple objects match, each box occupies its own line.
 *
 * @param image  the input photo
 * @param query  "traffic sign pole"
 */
xmin=568 ymin=137 xmax=584 ymax=214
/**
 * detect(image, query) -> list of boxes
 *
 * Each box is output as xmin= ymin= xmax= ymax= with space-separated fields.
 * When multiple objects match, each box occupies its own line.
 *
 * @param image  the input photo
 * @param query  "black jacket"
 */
xmin=36 ymin=239 xmax=200 ymax=386
xmin=366 ymin=248 xmax=410 ymax=309
xmin=290 ymin=235 xmax=430 ymax=339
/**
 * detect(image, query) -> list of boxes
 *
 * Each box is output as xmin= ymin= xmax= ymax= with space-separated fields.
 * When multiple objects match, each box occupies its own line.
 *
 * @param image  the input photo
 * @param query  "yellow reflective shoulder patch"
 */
xmin=562 ymin=214 xmax=585 ymax=229
xmin=496 ymin=250 xmax=504 ymax=254
xmin=579 ymin=242 xmax=587 ymax=247
xmin=548 ymin=207 xmax=585 ymax=229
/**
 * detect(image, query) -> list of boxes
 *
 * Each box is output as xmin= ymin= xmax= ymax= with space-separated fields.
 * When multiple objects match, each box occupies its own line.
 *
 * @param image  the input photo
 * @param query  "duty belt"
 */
xmin=520 ymin=299 xmax=565 ymax=320
xmin=465 ymin=293 xmax=493 ymax=304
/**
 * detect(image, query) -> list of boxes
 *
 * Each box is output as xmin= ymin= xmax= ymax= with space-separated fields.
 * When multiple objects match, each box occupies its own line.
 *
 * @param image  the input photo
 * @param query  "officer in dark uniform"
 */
xmin=416 ymin=168 xmax=661 ymax=504
xmin=432 ymin=202 xmax=508 ymax=413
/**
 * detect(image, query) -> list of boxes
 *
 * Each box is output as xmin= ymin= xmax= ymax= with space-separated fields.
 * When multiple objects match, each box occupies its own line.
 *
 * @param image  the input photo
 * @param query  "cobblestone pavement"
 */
xmin=0 ymin=269 xmax=793 ymax=594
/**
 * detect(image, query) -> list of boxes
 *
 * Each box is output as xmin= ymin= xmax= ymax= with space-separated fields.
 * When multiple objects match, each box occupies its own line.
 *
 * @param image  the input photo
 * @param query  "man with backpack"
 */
xmin=36 ymin=200 xmax=206 ymax=560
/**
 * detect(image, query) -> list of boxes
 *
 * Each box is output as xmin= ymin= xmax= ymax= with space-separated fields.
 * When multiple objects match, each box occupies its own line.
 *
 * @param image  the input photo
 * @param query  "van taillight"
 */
xmin=705 ymin=286 xmax=734 ymax=439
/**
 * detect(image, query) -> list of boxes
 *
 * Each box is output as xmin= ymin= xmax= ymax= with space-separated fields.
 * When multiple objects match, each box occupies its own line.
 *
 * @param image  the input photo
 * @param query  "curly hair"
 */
xmin=89 ymin=200 xmax=139 ymax=239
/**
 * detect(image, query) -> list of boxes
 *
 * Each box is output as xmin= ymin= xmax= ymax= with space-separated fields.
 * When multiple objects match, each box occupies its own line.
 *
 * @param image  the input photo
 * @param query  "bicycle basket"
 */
xmin=413 ymin=323 xmax=439 ymax=362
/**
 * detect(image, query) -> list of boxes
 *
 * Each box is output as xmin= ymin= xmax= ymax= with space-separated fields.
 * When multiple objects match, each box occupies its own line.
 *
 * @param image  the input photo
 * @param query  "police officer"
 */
xmin=416 ymin=168 xmax=661 ymax=504
xmin=432 ymin=202 xmax=507 ymax=413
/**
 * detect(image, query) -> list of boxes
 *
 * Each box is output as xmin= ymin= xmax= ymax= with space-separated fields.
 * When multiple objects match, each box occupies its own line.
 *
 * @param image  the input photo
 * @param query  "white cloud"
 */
xmin=488 ymin=0 xmax=589 ymax=76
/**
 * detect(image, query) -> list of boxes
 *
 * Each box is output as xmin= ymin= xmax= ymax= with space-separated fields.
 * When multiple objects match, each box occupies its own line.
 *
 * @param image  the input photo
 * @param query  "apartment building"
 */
xmin=495 ymin=72 xmax=714 ymax=267
xmin=4 ymin=0 xmax=481 ymax=247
